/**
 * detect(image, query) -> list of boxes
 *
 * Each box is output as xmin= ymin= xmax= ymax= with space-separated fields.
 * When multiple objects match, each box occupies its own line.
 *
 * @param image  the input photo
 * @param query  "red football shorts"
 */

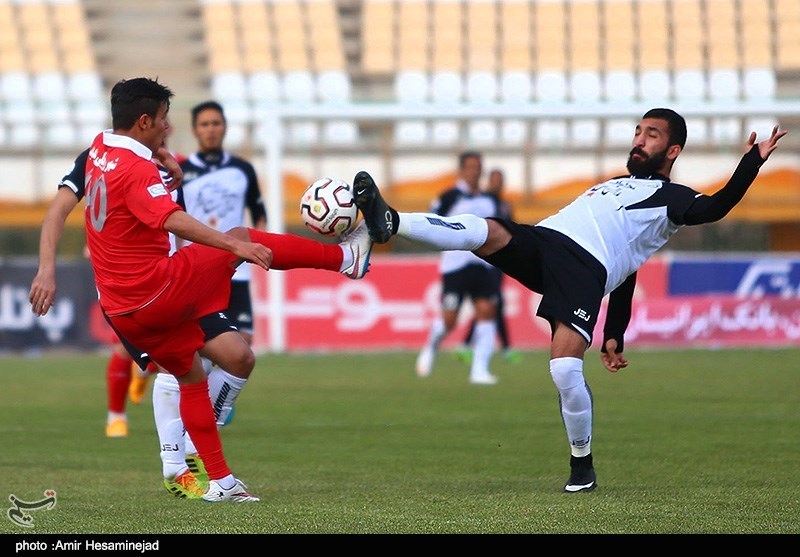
xmin=108 ymin=243 xmax=237 ymax=376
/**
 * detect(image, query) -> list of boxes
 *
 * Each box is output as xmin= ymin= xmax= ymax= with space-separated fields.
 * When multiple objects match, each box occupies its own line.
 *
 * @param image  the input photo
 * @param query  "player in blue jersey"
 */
xmin=349 ymin=108 xmax=787 ymax=493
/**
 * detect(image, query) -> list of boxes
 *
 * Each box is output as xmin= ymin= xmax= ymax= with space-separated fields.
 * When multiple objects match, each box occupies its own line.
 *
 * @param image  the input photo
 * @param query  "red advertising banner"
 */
xmin=251 ymin=255 xmax=800 ymax=352
xmin=622 ymin=296 xmax=800 ymax=348
xmin=250 ymin=255 xmax=678 ymax=352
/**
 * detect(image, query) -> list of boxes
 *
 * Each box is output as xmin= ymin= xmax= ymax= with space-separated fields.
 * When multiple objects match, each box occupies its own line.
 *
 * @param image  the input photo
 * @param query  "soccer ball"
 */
xmin=300 ymin=178 xmax=358 ymax=237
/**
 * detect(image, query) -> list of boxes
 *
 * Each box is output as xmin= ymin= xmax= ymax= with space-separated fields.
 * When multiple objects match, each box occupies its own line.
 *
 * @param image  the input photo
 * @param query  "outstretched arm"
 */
xmin=29 ymin=188 xmax=79 ymax=316
xmin=683 ymin=126 xmax=787 ymax=225
xmin=163 ymin=211 xmax=273 ymax=270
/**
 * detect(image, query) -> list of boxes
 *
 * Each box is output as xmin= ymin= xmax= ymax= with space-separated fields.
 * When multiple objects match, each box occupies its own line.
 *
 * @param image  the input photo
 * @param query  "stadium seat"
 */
xmin=1 ymin=72 xmax=36 ymax=127
xmin=500 ymin=71 xmax=532 ymax=104
xmin=468 ymin=120 xmax=498 ymax=145
xmin=33 ymin=71 xmax=70 ymax=124
xmin=742 ymin=67 xmax=777 ymax=101
xmin=9 ymin=123 xmax=39 ymax=148
xmin=44 ymin=122 xmax=78 ymax=148
xmin=431 ymin=71 xmax=463 ymax=105
xmin=393 ymin=71 xmax=429 ymax=145
xmin=395 ymin=70 xmax=430 ymax=104
xmin=708 ymin=69 xmax=742 ymax=145
xmin=499 ymin=72 xmax=531 ymax=145
xmin=430 ymin=72 xmax=462 ymax=145
xmin=282 ymin=71 xmax=317 ymax=104
xmin=323 ymin=120 xmax=359 ymax=145
xmin=674 ymin=69 xmax=707 ymax=102
xmin=535 ymin=71 xmax=567 ymax=103
xmin=248 ymin=70 xmax=281 ymax=121
xmin=393 ymin=121 xmax=429 ymax=145
xmin=569 ymin=71 xmax=602 ymax=146
xmin=674 ymin=69 xmax=709 ymax=144
xmin=534 ymin=71 xmax=568 ymax=148
xmin=639 ymin=69 xmax=672 ymax=103
xmin=212 ymin=71 xmax=248 ymax=102
xmin=500 ymin=120 xmax=528 ymax=146
xmin=603 ymin=70 xmax=637 ymax=103
xmin=317 ymin=70 xmax=352 ymax=105
xmin=224 ymin=122 xmax=247 ymax=150
xmin=466 ymin=71 xmax=498 ymax=105
xmin=67 ymin=72 xmax=103 ymax=102
xmin=466 ymin=72 xmax=498 ymax=145
xmin=605 ymin=118 xmax=636 ymax=147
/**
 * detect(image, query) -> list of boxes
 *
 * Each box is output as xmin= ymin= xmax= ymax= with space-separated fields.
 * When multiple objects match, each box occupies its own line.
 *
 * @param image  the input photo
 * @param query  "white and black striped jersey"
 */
xmin=538 ymin=147 xmax=766 ymax=296
xmin=534 ymin=147 xmax=767 ymax=351
xmin=177 ymin=151 xmax=266 ymax=282
xmin=432 ymin=179 xmax=502 ymax=274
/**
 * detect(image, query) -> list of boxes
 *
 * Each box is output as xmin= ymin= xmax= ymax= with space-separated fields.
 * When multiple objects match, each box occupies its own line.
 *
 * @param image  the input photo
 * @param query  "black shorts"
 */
xmin=440 ymin=263 xmax=501 ymax=311
xmin=224 ymin=281 xmax=254 ymax=334
xmin=104 ymin=311 xmax=237 ymax=371
xmin=481 ymin=220 xmax=607 ymax=345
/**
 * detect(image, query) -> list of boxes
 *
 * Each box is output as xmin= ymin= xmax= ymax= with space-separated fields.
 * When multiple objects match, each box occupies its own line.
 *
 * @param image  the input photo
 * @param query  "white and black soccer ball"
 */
xmin=300 ymin=178 xmax=358 ymax=237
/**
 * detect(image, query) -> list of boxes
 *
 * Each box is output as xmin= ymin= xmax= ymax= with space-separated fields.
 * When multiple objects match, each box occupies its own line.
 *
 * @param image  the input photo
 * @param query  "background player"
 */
xmin=415 ymin=151 xmax=501 ymax=385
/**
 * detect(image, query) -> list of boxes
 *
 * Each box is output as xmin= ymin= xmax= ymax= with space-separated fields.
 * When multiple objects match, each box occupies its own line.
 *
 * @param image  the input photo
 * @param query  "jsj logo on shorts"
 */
xmin=573 ymin=308 xmax=591 ymax=321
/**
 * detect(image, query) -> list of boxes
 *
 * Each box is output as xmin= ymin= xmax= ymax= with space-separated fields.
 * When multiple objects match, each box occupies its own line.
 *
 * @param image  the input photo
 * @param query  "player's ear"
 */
xmin=137 ymin=113 xmax=152 ymax=130
xmin=667 ymin=144 xmax=682 ymax=161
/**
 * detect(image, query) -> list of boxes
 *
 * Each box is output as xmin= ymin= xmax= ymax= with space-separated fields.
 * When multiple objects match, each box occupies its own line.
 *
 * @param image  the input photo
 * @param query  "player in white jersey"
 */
xmin=416 ymin=151 xmax=502 ymax=385
xmin=346 ymin=108 xmax=787 ymax=492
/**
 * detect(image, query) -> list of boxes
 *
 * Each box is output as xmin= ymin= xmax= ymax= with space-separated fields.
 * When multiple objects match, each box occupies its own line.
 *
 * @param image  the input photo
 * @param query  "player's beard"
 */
xmin=626 ymin=147 xmax=668 ymax=177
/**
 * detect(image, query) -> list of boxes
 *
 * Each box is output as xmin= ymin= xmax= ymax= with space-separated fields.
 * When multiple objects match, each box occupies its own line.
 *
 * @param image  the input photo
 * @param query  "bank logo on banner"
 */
xmin=0 ymin=284 xmax=74 ymax=342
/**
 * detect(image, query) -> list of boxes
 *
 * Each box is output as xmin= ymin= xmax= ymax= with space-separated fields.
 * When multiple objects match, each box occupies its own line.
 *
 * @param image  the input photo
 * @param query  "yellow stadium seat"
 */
xmin=361 ymin=0 xmax=395 ymax=74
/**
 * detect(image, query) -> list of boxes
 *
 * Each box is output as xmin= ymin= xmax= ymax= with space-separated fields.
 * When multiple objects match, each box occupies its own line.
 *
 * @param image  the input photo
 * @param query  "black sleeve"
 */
xmin=435 ymin=188 xmax=461 ymax=216
xmin=602 ymin=272 xmax=637 ymax=353
xmin=59 ymin=149 xmax=90 ymax=200
xmin=243 ymin=162 xmax=267 ymax=225
xmin=679 ymin=146 xmax=765 ymax=225
xmin=174 ymin=186 xmax=186 ymax=211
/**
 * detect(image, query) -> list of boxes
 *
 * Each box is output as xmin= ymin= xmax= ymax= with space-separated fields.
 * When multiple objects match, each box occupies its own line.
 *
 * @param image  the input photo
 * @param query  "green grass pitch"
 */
xmin=1 ymin=348 xmax=798 ymax=534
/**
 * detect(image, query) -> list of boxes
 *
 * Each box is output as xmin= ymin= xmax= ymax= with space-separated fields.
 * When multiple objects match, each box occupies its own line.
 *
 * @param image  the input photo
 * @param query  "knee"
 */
xmin=226 ymin=347 xmax=256 ymax=378
xmin=549 ymin=357 xmax=584 ymax=391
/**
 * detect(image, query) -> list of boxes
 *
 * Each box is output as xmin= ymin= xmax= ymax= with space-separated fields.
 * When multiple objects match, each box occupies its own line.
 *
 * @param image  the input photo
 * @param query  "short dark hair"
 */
xmin=110 ymin=78 xmax=173 ymax=131
xmin=191 ymin=100 xmax=226 ymax=126
xmin=459 ymin=150 xmax=482 ymax=169
xmin=642 ymin=108 xmax=687 ymax=149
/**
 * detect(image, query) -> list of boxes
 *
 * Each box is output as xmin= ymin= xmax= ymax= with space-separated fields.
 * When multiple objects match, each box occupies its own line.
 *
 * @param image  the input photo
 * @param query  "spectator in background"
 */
xmin=415 ymin=151 xmax=502 ymax=385
xmin=457 ymin=168 xmax=522 ymax=365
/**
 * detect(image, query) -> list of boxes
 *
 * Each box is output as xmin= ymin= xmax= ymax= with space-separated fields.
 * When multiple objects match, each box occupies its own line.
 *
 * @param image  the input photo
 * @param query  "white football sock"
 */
xmin=208 ymin=368 xmax=248 ymax=427
xmin=550 ymin=357 xmax=592 ymax=457
xmin=201 ymin=356 xmax=214 ymax=375
xmin=425 ymin=317 xmax=447 ymax=352
xmin=470 ymin=320 xmax=497 ymax=380
xmin=152 ymin=373 xmax=188 ymax=479
xmin=185 ymin=433 xmax=197 ymax=456
xmin=107 ymin=411 xmax=126 ymax=423
xmin=397 ymin=212 xmax=488 ymax=250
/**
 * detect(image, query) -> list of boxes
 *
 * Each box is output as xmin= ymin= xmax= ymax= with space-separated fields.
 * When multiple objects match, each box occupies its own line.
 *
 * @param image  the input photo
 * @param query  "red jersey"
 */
xmin=84 ymin=132 xmax=182 ymax=315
